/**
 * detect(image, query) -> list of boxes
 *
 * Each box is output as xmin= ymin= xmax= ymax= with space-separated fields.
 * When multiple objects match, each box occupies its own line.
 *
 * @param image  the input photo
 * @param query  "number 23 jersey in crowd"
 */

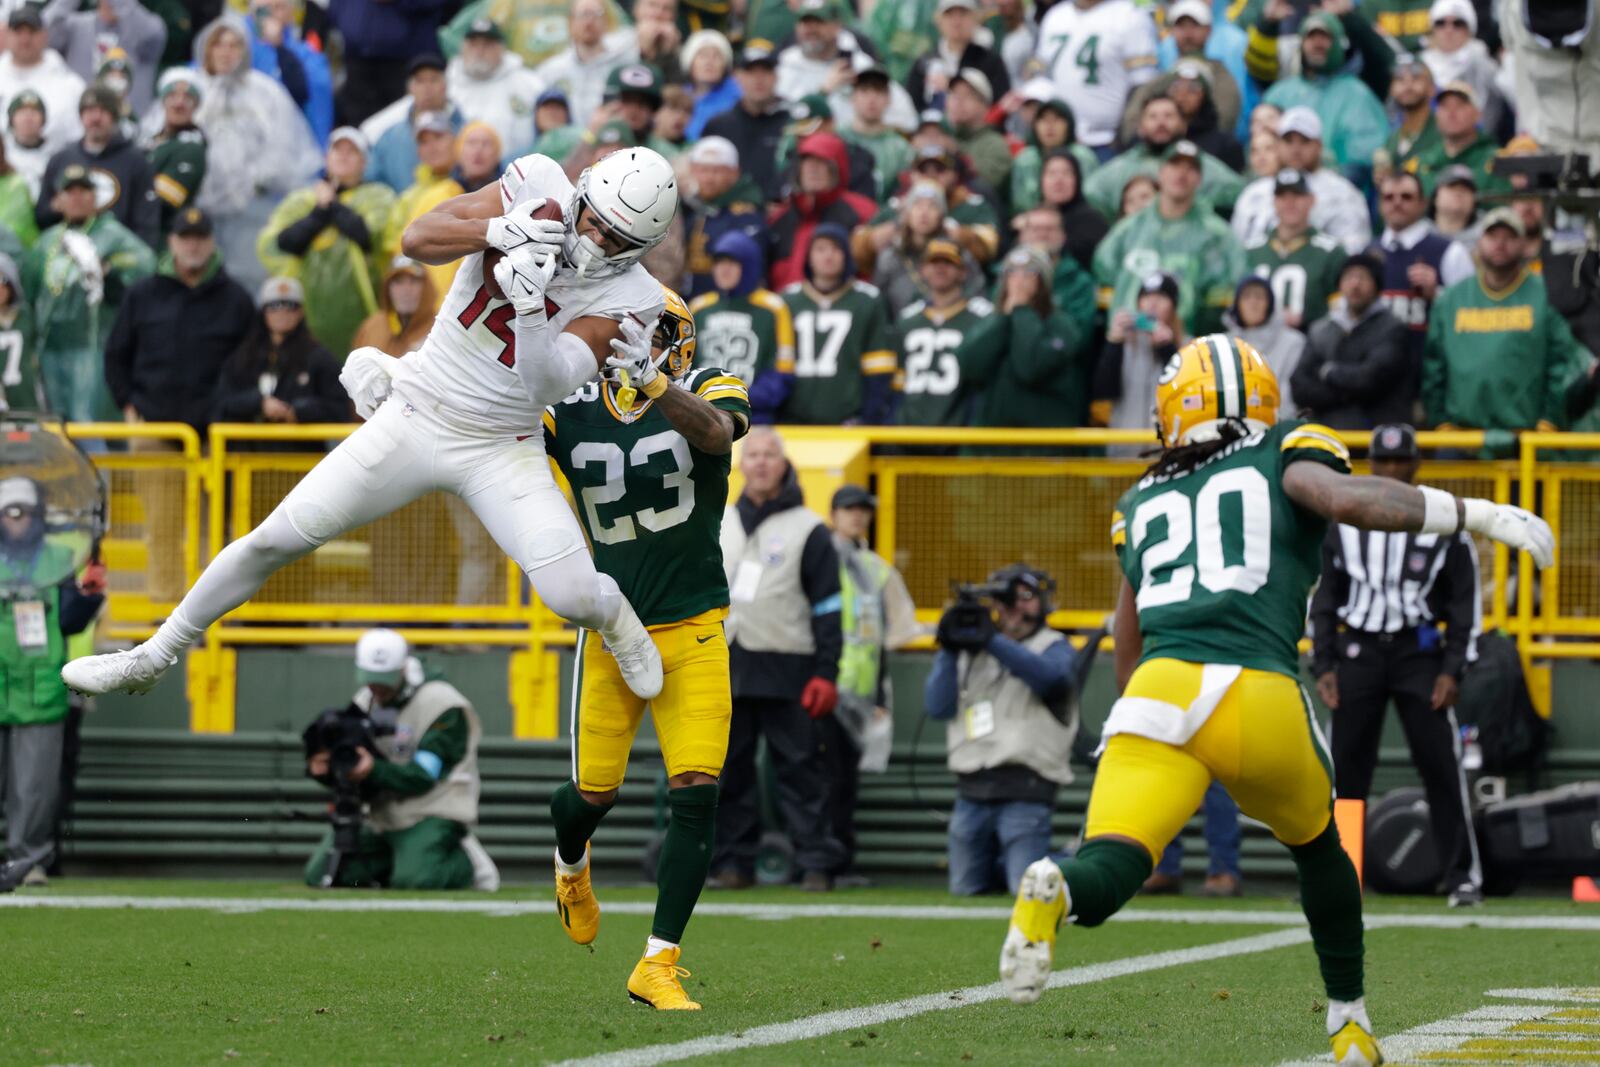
xmin=543 ymin=368 xmax=751 ymax=626
xmin=1111 ymin=420 xmax=1351 ymax=678
xmin=391 ymin=152 xmax=667 ymax=436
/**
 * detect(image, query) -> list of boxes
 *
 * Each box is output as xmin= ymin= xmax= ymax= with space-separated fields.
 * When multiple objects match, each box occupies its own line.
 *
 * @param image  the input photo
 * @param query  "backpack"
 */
xmin=1453 ymin=630 xmax=1551 ymax=776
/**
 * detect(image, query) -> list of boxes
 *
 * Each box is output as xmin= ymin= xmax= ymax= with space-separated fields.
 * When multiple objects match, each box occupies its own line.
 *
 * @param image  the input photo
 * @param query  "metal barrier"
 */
xmin=69 ymin=423 xmax=1595 ymax=734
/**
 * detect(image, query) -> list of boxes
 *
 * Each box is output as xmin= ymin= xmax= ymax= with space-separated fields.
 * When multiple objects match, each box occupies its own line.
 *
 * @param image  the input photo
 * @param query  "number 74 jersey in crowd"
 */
xmin=1110 ymin=420 xmax=1351 ymax=679
xmin=543 ymin=368 xmax=751 ymax=627
xmin=389 ymin=153 xmax=667 ymax=435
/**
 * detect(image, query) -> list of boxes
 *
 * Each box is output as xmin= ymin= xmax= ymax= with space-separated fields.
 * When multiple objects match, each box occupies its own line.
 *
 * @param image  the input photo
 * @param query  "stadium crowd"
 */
xmin=0 ymin=0 xmax=1598 ymax=439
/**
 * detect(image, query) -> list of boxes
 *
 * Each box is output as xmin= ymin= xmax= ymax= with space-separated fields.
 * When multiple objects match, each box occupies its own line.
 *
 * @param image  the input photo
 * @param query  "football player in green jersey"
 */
xmin=893 ymin=238 xmax=992 ymax=427
xmin=0 ymin=254 xmax=43 ymax=413
xmin=998 ymin=335 xmax=1554 ymax=1067
xmin=543 ymin=286 xmax=751 ymax=1012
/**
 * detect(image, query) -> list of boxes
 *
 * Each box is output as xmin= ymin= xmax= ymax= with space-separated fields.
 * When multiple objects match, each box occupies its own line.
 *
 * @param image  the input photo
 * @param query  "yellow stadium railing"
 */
xmin=67 ymin=423 xmax=1596 ymax=734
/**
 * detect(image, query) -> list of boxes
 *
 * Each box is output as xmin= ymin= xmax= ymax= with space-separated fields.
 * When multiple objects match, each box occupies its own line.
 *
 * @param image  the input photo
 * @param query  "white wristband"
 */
xmin=1460 ymin=497 xmax=1496 ymax=536
xmin=1418 ymin=485 xmax=1461 ymax=534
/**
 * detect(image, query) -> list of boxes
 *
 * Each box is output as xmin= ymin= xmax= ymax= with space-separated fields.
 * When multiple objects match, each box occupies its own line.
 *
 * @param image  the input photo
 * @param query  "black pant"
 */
xmin=1330 ymin=632 xmax=1479 ymax=889
xmin=46 ymin=705 xmax=84 ymax=877
xmin=713 ymin=695 xmax=845 ymax=877
xmin=336 ymin=57 xmax=412 ymax=127
xmin=817 ymin=715 xmax=861 ymax=874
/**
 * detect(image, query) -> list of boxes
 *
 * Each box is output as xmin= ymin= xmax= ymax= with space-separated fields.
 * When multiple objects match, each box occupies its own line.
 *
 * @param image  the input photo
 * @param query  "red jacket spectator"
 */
xmin=767 ymin=131 xmax=875 ymax=289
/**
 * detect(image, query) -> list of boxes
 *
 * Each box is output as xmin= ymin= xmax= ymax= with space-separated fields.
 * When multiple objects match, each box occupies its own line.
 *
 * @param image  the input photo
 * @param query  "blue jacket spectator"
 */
xmin=247 ymin=2 xmax=334 ymax=147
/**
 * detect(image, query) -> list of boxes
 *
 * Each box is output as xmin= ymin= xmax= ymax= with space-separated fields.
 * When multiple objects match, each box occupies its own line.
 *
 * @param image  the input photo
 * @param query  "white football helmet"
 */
xmin=565 ymin=148 xmax=678 ymax=279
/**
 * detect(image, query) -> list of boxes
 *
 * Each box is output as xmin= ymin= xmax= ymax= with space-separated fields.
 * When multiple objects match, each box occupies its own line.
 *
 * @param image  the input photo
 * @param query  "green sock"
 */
xmin=652 ymin=783 xmax=718 ymax=944
xmin=550 ymin=780 xmax=611 ymax=866
xmin=1060 ymin=838 xmax=1153 ymax=927
xmin=1289 ymin=819 xmax=1365 ymax=1002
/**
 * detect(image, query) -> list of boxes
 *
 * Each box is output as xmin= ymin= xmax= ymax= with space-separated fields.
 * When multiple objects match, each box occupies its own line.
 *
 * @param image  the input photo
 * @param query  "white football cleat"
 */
xmin=999 ymin=857 xmax=1068 ymax=1004
xmin=601 ymin=604 xmax=663 ymax=700
xmin=61 ymin=645 xmax=175 ymax=696
xmin=460 ymin=833 xmax=500 ymax=892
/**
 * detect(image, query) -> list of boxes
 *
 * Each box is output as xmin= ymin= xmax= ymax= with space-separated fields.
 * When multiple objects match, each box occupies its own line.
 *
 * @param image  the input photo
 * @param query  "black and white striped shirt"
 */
xmin=1309 ymin=524 xmax=1481 ymax=676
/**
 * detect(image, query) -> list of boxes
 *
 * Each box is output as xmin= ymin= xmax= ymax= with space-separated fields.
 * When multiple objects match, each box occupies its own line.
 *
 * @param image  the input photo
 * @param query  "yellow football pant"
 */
xmin=1085 ymin=659 xmax=1335 ymax=862
xmin=573 ymin=609 xmax=732 ymax=793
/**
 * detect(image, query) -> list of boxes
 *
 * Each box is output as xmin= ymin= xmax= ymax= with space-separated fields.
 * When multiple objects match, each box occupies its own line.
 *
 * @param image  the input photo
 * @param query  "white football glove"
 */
xmin=493 ymin=245 xmax=558 ymax=317
xmin=485 ymin=198 xmax=566 ymax=257
xmin=339 ymin=346 xmax=398 ymax=420
xmin=1463 ymin=499 xmax=1555 ymax=569
xmin=604 ymin=316 xmax=663 ymax=395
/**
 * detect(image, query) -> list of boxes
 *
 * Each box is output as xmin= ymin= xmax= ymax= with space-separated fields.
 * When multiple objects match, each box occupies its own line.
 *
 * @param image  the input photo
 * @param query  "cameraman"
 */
xmin=303 ymin=629 xmax=498 ymax=891
xmin=925 ymin=565 xmax=1082 ymax=896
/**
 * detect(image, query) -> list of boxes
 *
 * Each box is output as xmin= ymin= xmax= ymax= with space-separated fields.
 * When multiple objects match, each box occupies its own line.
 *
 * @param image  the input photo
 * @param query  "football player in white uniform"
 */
xmin=64 ymin=149 xmax=680 ymax=701
xmin=1034 ymin=0 xmax=1158 ymax=150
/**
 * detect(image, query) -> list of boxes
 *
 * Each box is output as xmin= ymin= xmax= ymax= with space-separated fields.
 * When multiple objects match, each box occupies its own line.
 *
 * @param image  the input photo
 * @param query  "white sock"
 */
xmin=554 ymin=847 xmax=588 ymax=877
xmin=144 ymin=606 xmax=201 ymax=664
xmin=1327 ymin=997 xmax=1371 ymax=1037
xmin=645 ymin=936 xmax=678 ymax=958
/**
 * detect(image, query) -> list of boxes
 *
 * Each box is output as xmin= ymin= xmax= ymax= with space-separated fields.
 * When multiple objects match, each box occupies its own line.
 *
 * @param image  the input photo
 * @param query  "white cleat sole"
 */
xmin=999 ymin=858 xmax=1066 ymax=1005
xmin=61 ymin=648 xmax=171 ymax=697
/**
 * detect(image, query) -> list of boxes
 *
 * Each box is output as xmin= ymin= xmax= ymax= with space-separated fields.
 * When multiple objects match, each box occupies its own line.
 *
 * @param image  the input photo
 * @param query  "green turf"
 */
xmin=2 ymin=880 xmax=1597 ymax=1066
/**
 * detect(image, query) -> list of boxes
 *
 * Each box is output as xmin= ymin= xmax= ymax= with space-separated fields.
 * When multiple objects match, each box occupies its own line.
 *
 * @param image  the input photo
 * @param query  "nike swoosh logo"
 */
xmin=696 ymin=634 xmax=715 ymax=644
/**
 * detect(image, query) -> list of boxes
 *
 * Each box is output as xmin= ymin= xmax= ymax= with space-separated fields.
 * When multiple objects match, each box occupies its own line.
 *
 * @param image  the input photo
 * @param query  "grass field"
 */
xmin=3 ymin=879 xmax=1599 ymax=1066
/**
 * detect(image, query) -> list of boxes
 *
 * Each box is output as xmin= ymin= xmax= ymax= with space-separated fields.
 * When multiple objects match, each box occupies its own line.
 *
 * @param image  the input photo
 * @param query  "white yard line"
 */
xmin=546 ymin=927 xmax=1315 ymax=1067
xmin=3 ymin=895 xmax=1600 ymax=933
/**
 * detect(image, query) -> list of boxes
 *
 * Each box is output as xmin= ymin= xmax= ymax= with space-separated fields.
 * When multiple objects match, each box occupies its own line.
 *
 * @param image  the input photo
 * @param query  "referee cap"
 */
xmin=1370 ymin=423 xmax=1419 ymax=460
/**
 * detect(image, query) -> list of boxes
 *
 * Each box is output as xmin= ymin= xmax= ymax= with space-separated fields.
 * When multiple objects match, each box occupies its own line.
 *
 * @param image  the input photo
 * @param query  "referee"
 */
xmin=1309 ymin=423 xmax=1484 ymax=907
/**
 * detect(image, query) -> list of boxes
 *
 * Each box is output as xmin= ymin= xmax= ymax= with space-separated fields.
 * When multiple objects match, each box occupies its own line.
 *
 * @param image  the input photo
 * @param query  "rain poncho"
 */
xmin=258 ymin=179 xmax=396 ymax=357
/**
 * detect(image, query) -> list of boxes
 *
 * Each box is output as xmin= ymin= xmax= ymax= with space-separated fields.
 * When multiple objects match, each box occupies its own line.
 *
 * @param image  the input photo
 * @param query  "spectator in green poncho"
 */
xmin=1008 ymin=94 xmax=1097 ymax=216
xmin=257 ymin=126 xmax=395 ymax=357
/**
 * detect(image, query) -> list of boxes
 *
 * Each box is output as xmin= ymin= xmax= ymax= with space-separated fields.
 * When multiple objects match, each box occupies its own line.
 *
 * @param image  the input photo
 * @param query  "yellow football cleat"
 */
xmin=1331 ymin=1020 xmax=1385 ymax=1066
xmin=627 ymin=945 xmax=701 ymax=1010
xmin=999 ymin=857 xmax=1068 ymax=1004
xmin=554 ymin=845 xmax=600 ymax=945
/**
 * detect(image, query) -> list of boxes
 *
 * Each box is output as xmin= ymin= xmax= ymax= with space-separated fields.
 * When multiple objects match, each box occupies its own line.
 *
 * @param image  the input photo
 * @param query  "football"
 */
xmin=483 ymin=200 xmax=563 ymax=299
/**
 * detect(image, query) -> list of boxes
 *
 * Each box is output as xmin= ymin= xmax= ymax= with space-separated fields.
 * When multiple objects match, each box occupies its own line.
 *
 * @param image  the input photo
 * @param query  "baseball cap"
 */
xmin=738 ymin=39 xmax=778 ymax=67
xmin=1436 ymin=163 xmax=1477 ymax=190
xmin=951 ymin=67 xmax=994 ymax=104
xmin=1434 ymin=79 xmax=1481 ymax=109
xmin=1172 ymin=58 xmax=1211 ymax=85
xmin=1002 ymin=244 xmax=1052 ymax=278
xmin=1392 ymin=51 xmax=1427 ymax=75
xmin=1300 ymin=10 xmax=1343 ymax=39
xmin=463 ymin=17 xmax=504 ymax=40
xmin=595 ymin=119 xmax=638 ymax=148
xmin=1274 ymin=167 xmax=1311 ymax=195
xmin=0 ymin=477 xmax=39 ymax=512
xmin=412 ymin=109 xmax=453 ymax=138
xmin=1369 ymin=423 xmax=1419 ymax=460
xmin=7 ymin=89 xmax=46 ymax=121
xmin=795 ymin=0 xmax=838 ymax=19
xmin=938 ymin=0 xmax=979 ymax=11
xmin=1169 ymin=0 xmax=1211 ymax=24
xmin=78 ymin=85 xmax=121 ymax=115
xmin=355 ymin=628 xmax=409 ymax=686
xmin=7 ymin=5 xmax=42 ymax=29
xmin=831 ymin=484 xmax=877 ymax=510
xmin=606 ymin=63 xmax=664 ymax=103
xmin=921 ymin=237 xmax=964 ymax=266
xmin=258 ymin=276 xmax=305 ymax=308
xmin=388 ymin=255 xmax=427 ymax=277
xmin=1019 ymin=76 xmax=1058 ymax=104
xmin=536 ymin=87 xmax=570 ymax=110
xmin=1480 ymin=205 xmax=1526 ymax=237
xmin=1139 ymin=270 xmax=1180 ymax=303
xmin=1163 ymin=139 xmax=1203 ymax=167
xmin=1429 ymin=0 xmax=1476 ymax=32
xmin=689 ymin=135 xmax=740 ymax=168
xmin=56 ymin=164 xmax=94 ymax=192
xmin=916 ymin=108 xmax=954 ymax=137
xmin=171 ymin=205 xmax=213 ymax=236
xmin=1277 ymin=106 xmax=1323 ymax=140
xmin=914 ymin=142 xmax=956 ymax=168
xmin=329 ymin=125 xmax=370 ymax=155
xmin=789 ymin=92 xmax=833 ymax=128
xmin=407 ymin=53 xmax=446 ymax=76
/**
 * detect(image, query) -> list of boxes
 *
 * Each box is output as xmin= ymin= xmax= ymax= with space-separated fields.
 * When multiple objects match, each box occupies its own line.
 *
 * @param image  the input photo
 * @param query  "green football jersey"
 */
xmin=893 ymin=296 xmax=994 ymax=427
xmin=1111 ymin=420 xmax=1351 ymax=678
xmin=688 ymin=288 xmax=794 ymax=387
xmin=1246 ymin=229 xmax=1345 ymax=328
xmin=0 ymin=303 xmax=43 ymax=413
xmin=544 ymin=367 xmax=751 ymax=627
xmin=779 ymin=280 xmax=897 ymax=424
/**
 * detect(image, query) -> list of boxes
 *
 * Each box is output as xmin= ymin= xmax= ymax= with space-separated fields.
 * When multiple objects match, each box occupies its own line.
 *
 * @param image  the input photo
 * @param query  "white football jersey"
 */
xmin=392 ymin=153 xmax=667 ymax=435
xmin=1034 ymin=0 xmax=1158 ymax=147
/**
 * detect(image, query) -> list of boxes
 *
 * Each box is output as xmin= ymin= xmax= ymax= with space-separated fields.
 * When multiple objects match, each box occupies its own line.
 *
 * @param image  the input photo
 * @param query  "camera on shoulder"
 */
xmin=936 ymin=581 xmax=1006 ymax=652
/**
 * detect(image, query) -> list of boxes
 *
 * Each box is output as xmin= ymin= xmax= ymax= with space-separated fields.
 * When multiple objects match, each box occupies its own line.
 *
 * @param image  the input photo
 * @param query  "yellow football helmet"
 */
xmin=654 ymin=286 xmax=697 ymax=379
xmin=1154 ymin=334 xmax=1280 ymax=446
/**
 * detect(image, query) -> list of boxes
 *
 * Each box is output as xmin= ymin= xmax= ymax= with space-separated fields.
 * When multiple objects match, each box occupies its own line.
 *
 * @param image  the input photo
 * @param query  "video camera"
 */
xmin=935 ymin=581 xmax=1010 ymax=652
xmin=302 ymin=703 xmax=393 ymax=888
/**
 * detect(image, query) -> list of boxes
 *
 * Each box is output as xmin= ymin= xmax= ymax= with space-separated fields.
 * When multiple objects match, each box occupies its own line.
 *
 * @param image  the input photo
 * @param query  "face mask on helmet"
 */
xmin=653 ymin=288 xmax=697 ymax=379
xmin=563 ymin=150 xmax=679 ymax=279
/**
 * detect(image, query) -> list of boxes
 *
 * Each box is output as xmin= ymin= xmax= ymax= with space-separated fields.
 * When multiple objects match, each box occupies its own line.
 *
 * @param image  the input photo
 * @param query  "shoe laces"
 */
xmin=646 ymin=959 xmax=691 ymax=985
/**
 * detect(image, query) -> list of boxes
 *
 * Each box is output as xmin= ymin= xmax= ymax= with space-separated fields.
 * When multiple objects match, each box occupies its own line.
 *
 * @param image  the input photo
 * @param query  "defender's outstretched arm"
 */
xmin=1282 ymin=461 xmax=1554 ymax=567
